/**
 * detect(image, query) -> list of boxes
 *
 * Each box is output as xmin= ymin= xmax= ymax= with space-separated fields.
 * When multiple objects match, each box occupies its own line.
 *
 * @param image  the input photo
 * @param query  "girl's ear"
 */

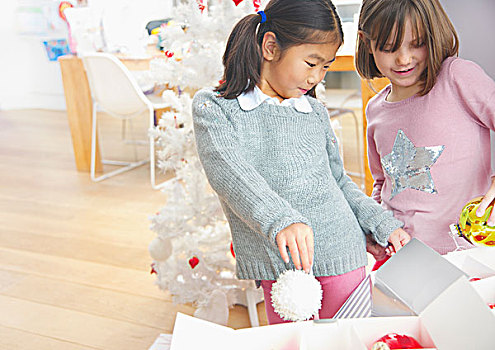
xmin=358 ymin=30 xmax=373 ymax=54
xmin=261 ymin=31 xmax=279 ymax=61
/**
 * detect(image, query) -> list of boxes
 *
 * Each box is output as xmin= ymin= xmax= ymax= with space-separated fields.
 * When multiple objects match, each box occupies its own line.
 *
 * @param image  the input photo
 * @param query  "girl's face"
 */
xmin=259 ymin=34 xmax=340 ymax=101
xmin=370 ymin=18 xmax=427 ymax=102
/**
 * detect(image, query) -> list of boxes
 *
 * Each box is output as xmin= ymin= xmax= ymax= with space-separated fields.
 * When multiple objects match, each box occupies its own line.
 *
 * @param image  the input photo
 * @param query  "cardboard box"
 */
xmin=169 ymin=239 xmax=495 ymax=350
xmin=444 ymin=247 xmax=495 ymax=279
xmin=342 ymin=316 xmax=435 ymax=350
xmin=371 ymin=239 xmax=495 ymax=349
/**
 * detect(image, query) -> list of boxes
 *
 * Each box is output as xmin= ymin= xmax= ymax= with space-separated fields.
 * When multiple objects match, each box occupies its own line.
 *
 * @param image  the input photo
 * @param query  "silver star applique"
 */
xmin=381 ymin=129 xmax=444 ymax=199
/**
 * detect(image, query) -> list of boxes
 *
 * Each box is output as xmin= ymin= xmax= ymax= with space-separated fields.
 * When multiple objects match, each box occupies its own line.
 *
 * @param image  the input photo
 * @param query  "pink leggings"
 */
xmin=260 ymin=267 xmax=365 ymax=324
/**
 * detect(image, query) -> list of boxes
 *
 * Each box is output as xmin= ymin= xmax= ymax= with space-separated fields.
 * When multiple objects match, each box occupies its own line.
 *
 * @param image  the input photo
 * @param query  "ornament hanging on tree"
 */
xmin=196 ymin=0 xmax=207 ymax=13
xmin=271 ymin=270 xmax=322 ymax=321
xmin=148 ymin=236 xmax=173 ymax=261
xmin=188 ymin=256 xmax=200 ymax=269
xmin=253 ymin=0 xmax=261 ymax=11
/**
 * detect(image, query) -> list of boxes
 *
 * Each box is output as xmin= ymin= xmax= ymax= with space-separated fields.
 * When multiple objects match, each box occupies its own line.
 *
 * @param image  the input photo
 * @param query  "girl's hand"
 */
xmin=366 ymin=234 xmax=388 ymax=261
xmin=276 ymin=223 xmax=314 ymax=273
xmin=476 ymin=177 xmax=495 ymax=226
xmin=387 ymin=228 xmax=411 ymax=254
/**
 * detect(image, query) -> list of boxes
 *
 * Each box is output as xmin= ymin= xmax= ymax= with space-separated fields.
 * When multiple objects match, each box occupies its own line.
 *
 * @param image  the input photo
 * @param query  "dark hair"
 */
xmin=215 ymin=0 xmax=343 ymax=99
xmin=355 ymin=0 xmax=458 ymax=96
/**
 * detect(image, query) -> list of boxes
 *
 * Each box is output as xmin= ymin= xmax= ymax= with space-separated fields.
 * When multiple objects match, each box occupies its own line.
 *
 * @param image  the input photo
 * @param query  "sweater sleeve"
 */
xmin=192 ymin=89 xmax=311 ymax=244
xmin=320 ymin=105 xmax=403 ymax=246
xmin=449 ymin=59 xmax=495 ymax=177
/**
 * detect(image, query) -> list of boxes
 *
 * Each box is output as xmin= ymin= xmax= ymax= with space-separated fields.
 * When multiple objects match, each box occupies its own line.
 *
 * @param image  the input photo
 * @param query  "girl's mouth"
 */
xmin=394 ymin=67 xmax=415 ymax=75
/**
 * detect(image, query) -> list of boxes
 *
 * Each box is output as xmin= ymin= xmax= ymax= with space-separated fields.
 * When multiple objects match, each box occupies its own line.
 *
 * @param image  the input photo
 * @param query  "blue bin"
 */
xmin=43 ymin=39 xmax=70 ymax=61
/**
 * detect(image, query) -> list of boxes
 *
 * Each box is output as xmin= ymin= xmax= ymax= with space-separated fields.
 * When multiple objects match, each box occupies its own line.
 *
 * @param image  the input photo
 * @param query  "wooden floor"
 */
xmin=0 ymin=107 xmax=365 ymax=349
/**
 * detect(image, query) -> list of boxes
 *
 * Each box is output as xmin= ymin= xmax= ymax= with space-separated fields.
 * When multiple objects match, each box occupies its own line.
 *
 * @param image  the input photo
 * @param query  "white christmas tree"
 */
xmin=148 ymin=0 xmax=264 ymax=326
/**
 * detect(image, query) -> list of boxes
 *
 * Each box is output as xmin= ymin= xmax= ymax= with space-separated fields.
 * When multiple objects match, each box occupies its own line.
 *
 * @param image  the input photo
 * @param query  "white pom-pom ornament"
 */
xmin=271 ymin=270 xmax=322 ymax=321
xmin=148 ymin=236 xmax=173 ymax=261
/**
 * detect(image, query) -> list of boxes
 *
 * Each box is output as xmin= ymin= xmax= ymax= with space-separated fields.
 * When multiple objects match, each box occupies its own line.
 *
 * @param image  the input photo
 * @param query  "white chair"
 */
xmin=327 ymin=106 xmax=365 ymax=189
xmin=81 ymin=53 xmax=169 ymax=189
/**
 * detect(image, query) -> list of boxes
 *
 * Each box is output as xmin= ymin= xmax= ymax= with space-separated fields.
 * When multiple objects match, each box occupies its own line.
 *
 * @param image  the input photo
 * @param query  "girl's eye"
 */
xmin=414 ymin=41 xmax=425 ymax=48
xmin=305 ymin=61 xmax=316 ymax=68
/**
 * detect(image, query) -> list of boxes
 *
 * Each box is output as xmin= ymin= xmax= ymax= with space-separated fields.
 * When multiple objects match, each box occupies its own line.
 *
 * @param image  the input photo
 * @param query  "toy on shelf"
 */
xmin=452 ymin=197 xmax=495 ymax=247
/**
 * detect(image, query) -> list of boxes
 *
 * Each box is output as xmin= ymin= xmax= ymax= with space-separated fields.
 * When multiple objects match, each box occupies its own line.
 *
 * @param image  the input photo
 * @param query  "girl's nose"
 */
xmin=396 ymin=48 xmax=412 ymax=66
xmin=307 ymin=70 xmax=323 ymax=86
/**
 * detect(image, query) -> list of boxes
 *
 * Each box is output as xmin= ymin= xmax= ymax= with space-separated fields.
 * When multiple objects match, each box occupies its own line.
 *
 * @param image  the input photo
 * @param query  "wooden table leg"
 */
xmin=360 ymin=77 xmax=390 ymax=196
xmin=59 ymin=55 xmax=102 ymax=172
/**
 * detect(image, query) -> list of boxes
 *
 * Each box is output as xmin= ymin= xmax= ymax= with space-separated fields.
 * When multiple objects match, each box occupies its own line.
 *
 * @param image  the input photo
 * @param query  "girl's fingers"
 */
xmin=277 ymin=237 xmax=290 ymax=264
xmin=401 ymin=233 xmax=411 ymax=245
xmin=297 ymin=238 xmax=310 ymax=273
xmin=287 ymin=238 xmax=301 ymax=270
xmin=477 ymin=182 xmax=495 ymax=220
xmin=488 ymin=211 xmax=495 ymax=227
xmin=306 ymin=234 xmax=314 ymax=267
xmin=388 ymin=235 xmax=401 ymax=253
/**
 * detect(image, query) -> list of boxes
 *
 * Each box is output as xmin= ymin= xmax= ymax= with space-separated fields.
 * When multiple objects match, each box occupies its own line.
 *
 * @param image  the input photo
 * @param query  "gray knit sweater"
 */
xmin=192 ymin=88 xmax=403 ymax=281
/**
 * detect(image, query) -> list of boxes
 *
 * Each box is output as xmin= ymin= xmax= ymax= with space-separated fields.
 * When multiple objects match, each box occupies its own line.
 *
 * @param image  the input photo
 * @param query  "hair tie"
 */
xmin=257 ymin=11 xmax=266 ymax=24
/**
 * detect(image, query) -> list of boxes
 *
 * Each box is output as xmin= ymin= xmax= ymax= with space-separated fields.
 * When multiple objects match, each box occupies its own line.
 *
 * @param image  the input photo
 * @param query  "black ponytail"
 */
xmin=216 ymin=14 xmax=263 ymax=99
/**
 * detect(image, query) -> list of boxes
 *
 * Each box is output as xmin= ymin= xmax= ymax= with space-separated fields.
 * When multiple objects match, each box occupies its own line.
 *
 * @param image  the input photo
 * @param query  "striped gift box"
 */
xmin=333 ymin=274 xmax=372 ymax=319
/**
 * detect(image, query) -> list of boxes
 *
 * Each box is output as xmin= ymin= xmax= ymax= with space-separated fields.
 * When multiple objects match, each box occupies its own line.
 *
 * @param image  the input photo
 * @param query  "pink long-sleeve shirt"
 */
xmin=366 ymin=56 xmax=495 ymax=254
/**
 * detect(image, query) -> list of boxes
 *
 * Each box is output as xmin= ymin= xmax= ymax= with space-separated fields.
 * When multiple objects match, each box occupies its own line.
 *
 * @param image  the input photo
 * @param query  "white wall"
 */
xmin=0 ymin=0 xmax=172 ymax=110
xmin=439 ymin=0 xmax=495 ymax=170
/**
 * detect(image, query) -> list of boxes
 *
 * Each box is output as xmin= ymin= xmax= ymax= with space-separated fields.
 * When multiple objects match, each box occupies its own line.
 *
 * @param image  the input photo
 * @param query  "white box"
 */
xmin=299 ymin=319 xmax=363 ymax=349
xmin=343 ymin=316 xmax=436 ymax=349
xmin=371 ymin=239 xmax=495 ymax=349
xmin=169 ymin=240 xmax=495 ymax=350
xmin=444 ymin=247 xmax=495 ymax=279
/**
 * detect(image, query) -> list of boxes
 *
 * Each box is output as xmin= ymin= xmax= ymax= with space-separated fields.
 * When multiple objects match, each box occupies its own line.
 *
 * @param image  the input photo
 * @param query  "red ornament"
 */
xmin=58 ymin=1 xmax=74 ymax=22
xmin=372 ymin=333 xmax=423 ymax=349
xmin=488 ymin=303 xmax=495 ymax=309
xmin=188 ymin=256 xmax=200 ymax=269
xmin=230 ymin=241 xmax=235 ymax=258
xmin=196 ymin=0 xmax=206 ymax=13
xmin=232 ymin=0 xmax=244 ymax=6
xmin=150 ymin=263 xmax=158 ymax=275
xmin=253 ymin=0 xmax=261 ymax=12
xmin=165 ymin=50 xmax=174 ymax=58
xmin=469 ymin=277 xmax=481 ymax=282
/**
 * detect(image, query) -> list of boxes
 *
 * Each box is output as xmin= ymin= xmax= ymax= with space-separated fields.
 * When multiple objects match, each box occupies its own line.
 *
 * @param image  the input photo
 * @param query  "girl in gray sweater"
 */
xmin=192 ymin=0 xmax=410 ymax=324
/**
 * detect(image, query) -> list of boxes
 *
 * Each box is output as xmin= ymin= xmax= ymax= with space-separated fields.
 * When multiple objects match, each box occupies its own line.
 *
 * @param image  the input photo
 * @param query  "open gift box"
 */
xmin=443 ymin=246 xmax=495 ymax=279
xmin=169 ymin=239 xmax=495 ymax=350
xmin=443 ymin=246 xmax=495 ymax=315
xmin=298 ymin=316 xmax=434 ymax=349
xmin=370 ymin=238 xmax=495 ymax=349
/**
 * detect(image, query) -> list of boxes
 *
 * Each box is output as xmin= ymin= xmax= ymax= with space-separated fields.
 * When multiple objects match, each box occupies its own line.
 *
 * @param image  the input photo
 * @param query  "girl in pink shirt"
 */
xmin=355 ymin=0 xmax=495 ymax=262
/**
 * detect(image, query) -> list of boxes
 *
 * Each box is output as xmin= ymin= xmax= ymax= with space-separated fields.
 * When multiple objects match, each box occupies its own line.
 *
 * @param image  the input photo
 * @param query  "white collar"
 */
xmin=237 ymin=86 xmax=313 ymax=113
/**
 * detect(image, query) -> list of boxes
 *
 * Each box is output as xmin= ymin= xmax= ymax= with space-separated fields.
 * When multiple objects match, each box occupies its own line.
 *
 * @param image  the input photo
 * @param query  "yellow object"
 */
xmin=458 ymin=197 xmax=495 ymax=247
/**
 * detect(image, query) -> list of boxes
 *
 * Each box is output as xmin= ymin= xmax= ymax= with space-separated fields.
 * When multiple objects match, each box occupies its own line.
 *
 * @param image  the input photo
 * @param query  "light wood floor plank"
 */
xmin=0 ymin=269 xmax=193 ymax=330
xmin=0 ymin=246 xmax=165 ymax=299
xmin=0 ymin=295 xmax=162 ymax=350
xmin=0 ymin=325 xmax=99 ymax=350
xmin=0 ymin=227 xmax=151 ymax=271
